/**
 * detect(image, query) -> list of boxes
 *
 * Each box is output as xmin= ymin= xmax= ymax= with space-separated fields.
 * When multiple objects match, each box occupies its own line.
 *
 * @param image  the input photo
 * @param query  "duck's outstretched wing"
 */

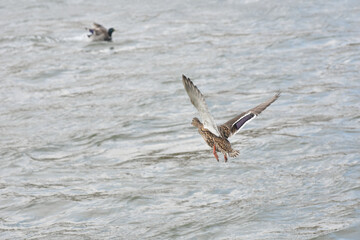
xmin=182 ymin=75 xmax=220 ymax=136
xmin=93 ymin=23 xmax=107 ymax=33
xmin=219 ymin=92 xmax=280 ymax=138
xmin=86 ymin=23 xmax=107 ymax=36
xmin=86 ymin=23 xmax=109 ymax=41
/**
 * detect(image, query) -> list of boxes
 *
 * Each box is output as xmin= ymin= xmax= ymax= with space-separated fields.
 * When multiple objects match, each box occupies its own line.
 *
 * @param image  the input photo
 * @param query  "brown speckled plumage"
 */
xmin=192 ymin=117 xmax=238 ymax=162
xmin=182 ymin=75 xmax=280 ymax=162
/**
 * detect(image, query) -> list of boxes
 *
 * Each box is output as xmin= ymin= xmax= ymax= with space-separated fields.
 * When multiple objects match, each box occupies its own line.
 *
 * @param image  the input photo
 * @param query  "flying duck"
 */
xmin=182 ymin=75 xmax=280 ymax=162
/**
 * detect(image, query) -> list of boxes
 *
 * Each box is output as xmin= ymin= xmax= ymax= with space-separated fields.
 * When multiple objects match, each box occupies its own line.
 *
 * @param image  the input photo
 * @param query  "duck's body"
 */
xmin=182 ymin=75 xmax=280 ymax=162
xmin=192 ymin=118 xmax=238 ymax=162
xmin=86 ymin=23 xmax=115 ymax=41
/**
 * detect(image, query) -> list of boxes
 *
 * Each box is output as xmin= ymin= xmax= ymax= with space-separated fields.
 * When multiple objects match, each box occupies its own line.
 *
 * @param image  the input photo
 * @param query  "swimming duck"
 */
xmin=182 ymin=75 xmax=280 ymax=162
xmin=86 ymin=23 xmax=115 ymax=41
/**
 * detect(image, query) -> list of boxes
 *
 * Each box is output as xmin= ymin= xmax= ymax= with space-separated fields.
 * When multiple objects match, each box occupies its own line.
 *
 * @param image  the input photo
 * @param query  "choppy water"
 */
xmin=1 ymin=0 xmax=360 ymax=239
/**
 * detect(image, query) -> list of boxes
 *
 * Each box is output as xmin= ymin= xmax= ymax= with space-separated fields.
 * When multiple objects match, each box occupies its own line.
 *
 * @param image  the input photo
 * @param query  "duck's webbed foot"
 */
xmin=224 ymin=154 xmax=228 ymax=163
xmin=213 ymin=145 xmax=219 ymax=162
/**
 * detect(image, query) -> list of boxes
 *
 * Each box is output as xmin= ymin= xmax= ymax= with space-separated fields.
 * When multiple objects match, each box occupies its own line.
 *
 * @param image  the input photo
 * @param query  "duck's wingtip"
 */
xmin=182 ymin=75 xmax=192 ymax=85
xmin=275 ymin=90 xmax=281 ymax=97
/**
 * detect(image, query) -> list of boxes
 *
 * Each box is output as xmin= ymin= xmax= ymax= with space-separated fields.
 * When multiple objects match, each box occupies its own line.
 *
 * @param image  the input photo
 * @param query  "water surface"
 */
xmin=0 ymin=0 xmax=359 ymax=239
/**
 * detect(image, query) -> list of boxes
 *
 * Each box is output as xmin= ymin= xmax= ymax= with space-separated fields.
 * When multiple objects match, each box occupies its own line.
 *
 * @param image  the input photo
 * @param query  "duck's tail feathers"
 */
xmin=229 ymin=149 xmax=239 ymax=158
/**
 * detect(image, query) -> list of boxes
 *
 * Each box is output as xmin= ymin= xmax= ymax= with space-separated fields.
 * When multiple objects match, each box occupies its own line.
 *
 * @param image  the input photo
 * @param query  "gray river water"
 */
xmin=1 ymin=0 xmax=359 ymax=239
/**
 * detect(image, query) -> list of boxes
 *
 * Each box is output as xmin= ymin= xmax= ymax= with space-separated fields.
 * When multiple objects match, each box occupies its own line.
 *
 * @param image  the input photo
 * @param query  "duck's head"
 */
xmin=108 ymin=28 xmax=115 ymax=36
xmin=191 ymin=117 xmax=202 ymax=128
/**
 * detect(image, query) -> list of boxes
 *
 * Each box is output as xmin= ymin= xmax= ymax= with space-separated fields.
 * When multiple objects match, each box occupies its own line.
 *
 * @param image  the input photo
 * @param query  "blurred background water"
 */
xmin=0 ymin=0 xmax=359 ymax=239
